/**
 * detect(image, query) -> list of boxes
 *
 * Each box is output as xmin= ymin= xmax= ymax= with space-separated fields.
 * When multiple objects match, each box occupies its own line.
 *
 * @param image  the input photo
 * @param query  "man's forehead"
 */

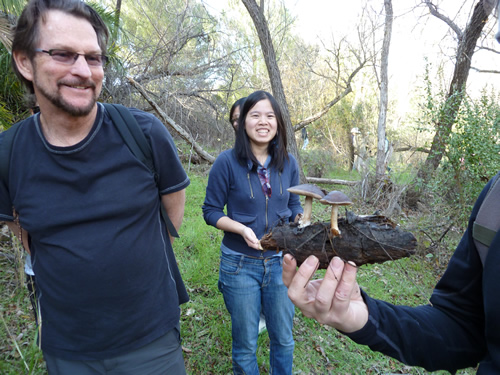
xmin=38 ymin=10 xmax=99 ymax=48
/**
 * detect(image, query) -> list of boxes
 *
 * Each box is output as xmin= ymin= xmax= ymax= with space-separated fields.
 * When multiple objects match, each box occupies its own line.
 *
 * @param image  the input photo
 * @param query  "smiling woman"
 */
xmin=202 ymin=90 xmax=304 ymax=374
xmin=243 ymin=98 xmax=277 ymax=159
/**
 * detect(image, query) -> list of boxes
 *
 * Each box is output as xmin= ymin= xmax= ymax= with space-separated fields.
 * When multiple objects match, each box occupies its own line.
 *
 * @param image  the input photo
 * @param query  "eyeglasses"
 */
xmin=34 ymin=49 xmax=108 ymax=67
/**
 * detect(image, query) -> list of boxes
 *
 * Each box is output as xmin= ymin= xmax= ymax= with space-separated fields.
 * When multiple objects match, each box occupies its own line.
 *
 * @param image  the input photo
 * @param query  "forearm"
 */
xmin=215 ymin=216 xmax=246 ymax=235
xmin=346 ymin=292 xmax=486 ymax=372
xmin=161 ymin=189 xmax=186 ymax=243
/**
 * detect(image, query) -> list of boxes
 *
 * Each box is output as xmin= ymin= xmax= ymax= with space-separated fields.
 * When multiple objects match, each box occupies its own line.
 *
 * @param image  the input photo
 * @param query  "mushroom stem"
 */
xmin=300 ymin=196 xmax=313 ymax=227
xmin=330 ymin=205 xmax=340 ymax=236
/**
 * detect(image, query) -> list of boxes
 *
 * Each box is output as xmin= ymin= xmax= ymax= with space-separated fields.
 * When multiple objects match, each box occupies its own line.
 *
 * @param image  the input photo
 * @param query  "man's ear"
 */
xmin=13 ymin=51 xmax=34 ymax=82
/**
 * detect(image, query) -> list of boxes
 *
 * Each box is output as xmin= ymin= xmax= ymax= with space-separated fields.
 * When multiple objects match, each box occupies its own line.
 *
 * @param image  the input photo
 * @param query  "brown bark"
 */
xmin=375 ymin=0 xmax=393 ymax=181
xmin=114 ymin=0 xmax=122 ymax=40
xmin=418 ymin=0 xmax=493 ymax=181
xmin=241 ymin=0 xmax=303 ymax=179
xmin=260 ymin=212 xmax=417 ymax=268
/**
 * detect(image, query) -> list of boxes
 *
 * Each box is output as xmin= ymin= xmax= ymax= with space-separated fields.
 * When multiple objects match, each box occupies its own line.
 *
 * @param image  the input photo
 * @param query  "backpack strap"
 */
xmin=473 ymin=171 xmax=500 ymax=265
xmin=0 ymin=120 xmax=28 ymax=189
xmin=104 ymin=103 xmax=179 ymax=238
xmin=104 ymin=103 xmax=154 ymax=172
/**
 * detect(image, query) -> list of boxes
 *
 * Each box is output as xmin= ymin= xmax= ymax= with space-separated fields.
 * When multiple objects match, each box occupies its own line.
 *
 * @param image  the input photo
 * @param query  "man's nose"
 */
xmin=70 ymin=55 xmax=92 ymax=77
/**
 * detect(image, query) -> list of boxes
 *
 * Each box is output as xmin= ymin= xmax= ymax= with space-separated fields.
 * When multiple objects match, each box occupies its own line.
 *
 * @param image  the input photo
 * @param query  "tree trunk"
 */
xmin=241 ymin=0 xmax=304 ymax=181
xmin=113 ymin=0 xmax=122 ymax=41
xmin=418 ymin=0 xmax=494 ymax=181
xmin=375 ymin=0 xmax=393 ymax=181
xmin=348 ymin=133 xmax=355 ymax=171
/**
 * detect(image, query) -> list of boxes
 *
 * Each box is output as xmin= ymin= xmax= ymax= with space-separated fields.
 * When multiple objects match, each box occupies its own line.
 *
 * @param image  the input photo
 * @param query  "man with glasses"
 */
xmin=282 ymin=4 xmax=500 ymax=372
xmin=0 ymin=0 xmax=189 ymax=373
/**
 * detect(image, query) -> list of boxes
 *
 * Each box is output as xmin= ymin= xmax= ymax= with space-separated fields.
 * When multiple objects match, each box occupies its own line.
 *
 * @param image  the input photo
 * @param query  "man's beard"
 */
xmin=35 ymin=77 xmax=99 ymax=117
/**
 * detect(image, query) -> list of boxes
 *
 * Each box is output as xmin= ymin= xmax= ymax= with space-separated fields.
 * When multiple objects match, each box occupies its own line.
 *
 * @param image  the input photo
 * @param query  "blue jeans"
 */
xmin=218 ymin=253 xmax=295 ymax=375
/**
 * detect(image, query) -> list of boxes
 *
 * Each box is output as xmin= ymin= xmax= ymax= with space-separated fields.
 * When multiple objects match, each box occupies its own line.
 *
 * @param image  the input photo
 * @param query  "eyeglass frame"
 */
xmin=34 ymin=48 xmax=108 ymax=67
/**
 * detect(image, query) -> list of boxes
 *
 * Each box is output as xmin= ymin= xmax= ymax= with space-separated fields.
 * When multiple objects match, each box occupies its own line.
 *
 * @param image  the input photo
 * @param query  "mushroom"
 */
xmin=287 ymin=184 xmax=325 ymax=227
xmin=319 ymin=191 xmax=352 ymax=236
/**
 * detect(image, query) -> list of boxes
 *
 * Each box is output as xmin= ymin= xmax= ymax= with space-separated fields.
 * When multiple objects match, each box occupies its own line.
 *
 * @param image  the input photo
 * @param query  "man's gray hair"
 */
xmin=11 ymin=0 xmax=109 ymax=94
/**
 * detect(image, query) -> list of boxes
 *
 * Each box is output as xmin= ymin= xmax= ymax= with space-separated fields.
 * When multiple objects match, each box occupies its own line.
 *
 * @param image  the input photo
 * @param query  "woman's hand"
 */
xmin=241 ymin=226 xmax=263 ymax=250
xmin=215 ymin=217 xmax=263 ymax=250
xmin=282 ymin=254 xmax=369 ymax=333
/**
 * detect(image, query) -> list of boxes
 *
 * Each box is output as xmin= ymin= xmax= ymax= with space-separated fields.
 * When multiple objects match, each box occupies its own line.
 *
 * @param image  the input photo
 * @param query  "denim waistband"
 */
xmin=220 ymin=251 xmax=282 ymax=264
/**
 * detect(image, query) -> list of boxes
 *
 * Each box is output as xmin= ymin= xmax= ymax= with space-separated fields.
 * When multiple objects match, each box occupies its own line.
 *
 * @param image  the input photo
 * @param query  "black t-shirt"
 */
xmin=0 ymin=103 xmax=190 ymax=360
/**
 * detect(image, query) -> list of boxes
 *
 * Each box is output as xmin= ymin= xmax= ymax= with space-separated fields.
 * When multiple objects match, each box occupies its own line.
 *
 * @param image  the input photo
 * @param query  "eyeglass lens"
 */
xmin=36 ymin=49 xmax=107 ymax=66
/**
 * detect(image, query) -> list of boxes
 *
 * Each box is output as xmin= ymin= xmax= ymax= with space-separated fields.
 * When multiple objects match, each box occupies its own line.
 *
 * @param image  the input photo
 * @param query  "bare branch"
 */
xmin=476 ymin=45 xmax=500 ymax=55
xmin=394 ymin=146 xmax=431 ymax=154
xmin=470 ymin=66 xmax=500 ymax=74
xmin=294 ymin=61 xmax=366 ymax=131
xmin=127 ymin=76 xmax=216 ymax=163
xmin=423 ymin=0 xmax=463 ymax=39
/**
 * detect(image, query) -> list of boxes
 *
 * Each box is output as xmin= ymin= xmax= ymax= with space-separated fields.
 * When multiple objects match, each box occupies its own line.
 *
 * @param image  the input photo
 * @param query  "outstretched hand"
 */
xmin=282 ymin=254 xmax=369 ymax=333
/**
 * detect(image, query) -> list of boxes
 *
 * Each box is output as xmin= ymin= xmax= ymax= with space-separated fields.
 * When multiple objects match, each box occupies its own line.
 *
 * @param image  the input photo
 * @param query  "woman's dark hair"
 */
xmin=229 ymin=97 xmax=246 ymax=126
xmin=234 ymin=90 xmax=288 ymax=171
xmin=11 ymin=0 xmax=109 ymax=94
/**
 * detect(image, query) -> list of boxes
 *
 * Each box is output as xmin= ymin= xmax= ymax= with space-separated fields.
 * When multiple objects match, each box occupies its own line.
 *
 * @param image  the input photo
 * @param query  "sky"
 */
xmin=202 ymin=0 xmax=500 ymax=114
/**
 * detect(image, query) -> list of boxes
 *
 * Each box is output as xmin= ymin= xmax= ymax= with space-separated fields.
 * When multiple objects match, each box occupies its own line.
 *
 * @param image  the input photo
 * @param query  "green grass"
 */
xmin=0 ymin=238 xmax=45 ymax=375
xmin=0 ymin=171 xmax=476 ymax=374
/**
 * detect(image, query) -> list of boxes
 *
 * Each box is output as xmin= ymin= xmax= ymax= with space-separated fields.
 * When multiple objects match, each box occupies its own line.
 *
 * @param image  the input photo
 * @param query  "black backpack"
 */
xmin=472 ymin=171 xmax=500 ymax=265
xmin=0 ymin=103 xmax=179 ymax=238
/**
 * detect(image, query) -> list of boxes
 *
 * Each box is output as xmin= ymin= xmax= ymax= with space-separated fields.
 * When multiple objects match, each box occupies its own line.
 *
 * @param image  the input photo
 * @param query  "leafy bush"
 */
xmin=429 ymin=91 xmax=500 ymax=223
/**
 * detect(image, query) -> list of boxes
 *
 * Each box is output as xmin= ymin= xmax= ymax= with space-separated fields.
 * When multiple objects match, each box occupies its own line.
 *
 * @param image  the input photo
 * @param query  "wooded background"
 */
xmin=1 ymin=2 xmax=499 ymax=373
xmin=0 ymin=0 xmax=499 ymax=212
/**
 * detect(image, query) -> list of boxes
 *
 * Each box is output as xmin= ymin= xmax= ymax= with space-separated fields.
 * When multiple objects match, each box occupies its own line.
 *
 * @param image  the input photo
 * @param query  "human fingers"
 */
xmin=312 ymin=257 xmax=345 ymax=317
xmin=334 ymin=260 xmax=361 ymax=304
xmin=316 ymin=257 xmax=367 ymax=331
xmin=282 ymin=253 xmax=297 ymax=287
xmin=286 ymin=256 xmax=320 ymax=304
xmin=242 ymin=227 xmax=260 ymax=249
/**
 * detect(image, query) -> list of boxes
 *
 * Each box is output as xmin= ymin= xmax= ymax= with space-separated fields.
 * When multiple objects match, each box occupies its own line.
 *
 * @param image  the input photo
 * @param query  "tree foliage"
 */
xmin=418 ymin=0 xmax=497 ymax=181
xmin=0 ymin=0 xmax=498 ymax=191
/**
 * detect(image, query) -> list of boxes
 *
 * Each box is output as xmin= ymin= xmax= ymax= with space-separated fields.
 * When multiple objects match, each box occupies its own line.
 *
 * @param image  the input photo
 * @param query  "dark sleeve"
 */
xmin=344 ymin=180 xmax=492 ymax=373
xmin=132 ymin=109 xmax=190 ymax=194
xmin=202 ymin=152 xmax=231 ymax=228
xmin=0 ymin=129 xmax=15 ymax=221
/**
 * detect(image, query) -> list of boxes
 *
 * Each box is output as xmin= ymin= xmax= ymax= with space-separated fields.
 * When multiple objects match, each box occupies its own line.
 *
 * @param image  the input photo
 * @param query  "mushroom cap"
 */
xmin=319 ymin=190 xmax=352 ymax=206
xmin=287 ymin=183 xmax=325 ymax=199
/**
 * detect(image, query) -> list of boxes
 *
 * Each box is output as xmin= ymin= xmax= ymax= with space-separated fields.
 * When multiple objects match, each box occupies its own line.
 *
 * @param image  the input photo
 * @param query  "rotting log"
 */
xmin=260 ymin=211 xmax=417 ymax=268
xmin=306 ymin=177 xmax=359 ymax=186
